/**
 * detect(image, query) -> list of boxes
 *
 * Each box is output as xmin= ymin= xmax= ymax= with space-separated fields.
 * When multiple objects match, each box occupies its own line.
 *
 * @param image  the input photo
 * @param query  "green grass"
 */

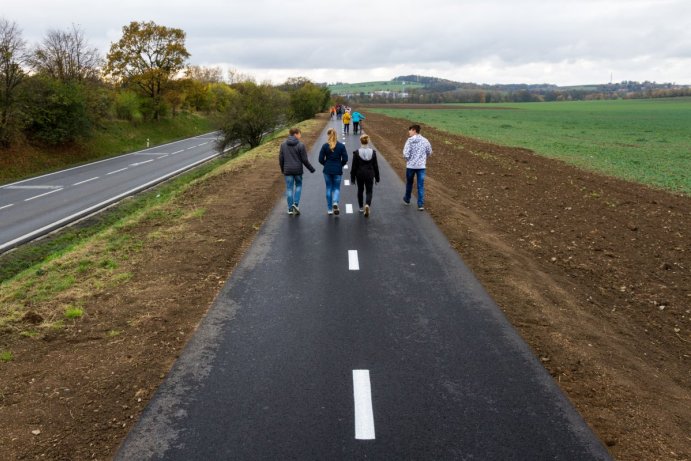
xmin=0 ymin=351 xmax=13 ymax=362
xmin=64 ymin=306 xmax=84 ymax=319
xmin=370 ymin=98 xmax=691 ymax=194
xmin=0 ymin=111 xmax=219 ymax=185
xmin=329 ymin=80 xmax=424 ymax=94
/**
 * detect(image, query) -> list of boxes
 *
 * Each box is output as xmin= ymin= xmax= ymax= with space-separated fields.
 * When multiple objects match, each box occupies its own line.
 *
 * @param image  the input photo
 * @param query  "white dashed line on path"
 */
xmin=344 ymin=164 xmax=348 ymax=169
xmin=25 ymin=188 xmax=63 ymax=202
xmin=346 ymin=204 xmax=353 ymax=214
xmin=73 ymin=177 xmax=99 ymax=186
xmin=353 ymin=370 xmax=375 ymax=440
xmin=107 ymin=168 xmax=128 ymax=175
xmin=348 ymin=250 xmax=359 ymax=271
xmin=0 ymin=204 xmax=14 ymax=211
xmin=344 ymin=179 xmax=351 ymax=186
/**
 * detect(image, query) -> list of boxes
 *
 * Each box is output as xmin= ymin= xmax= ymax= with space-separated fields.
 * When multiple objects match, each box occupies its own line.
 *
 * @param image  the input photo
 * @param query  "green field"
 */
xmin=329 ymin=80 xmax=424 ymax=95
xmin=370 ymin=98 xmax=691 ymax=194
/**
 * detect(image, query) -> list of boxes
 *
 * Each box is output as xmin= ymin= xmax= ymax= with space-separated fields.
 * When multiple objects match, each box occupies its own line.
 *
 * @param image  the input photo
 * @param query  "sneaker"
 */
xmin=359 ymin=208 xmax=364 ymax=213
xmin=287 ymin=209 xmax=294 ymax=215
xmin=292 ymin=204 xmax=300 ymax=215
xmin=403 ymin=199 xmax=410 ymax=205
xmin=418 ymin=206 xmax=425 ymax=211
xmin=333 ymin=203 xmax=340 ymax=215
xmin=327 ymin=210 xmax=333 ymax=215
xmin=364 ymin=205 xmax=370 ymax=217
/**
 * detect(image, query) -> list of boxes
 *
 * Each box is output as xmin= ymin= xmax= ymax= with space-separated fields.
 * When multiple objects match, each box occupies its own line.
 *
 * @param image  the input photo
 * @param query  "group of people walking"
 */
xmin=279 ymin=113 xmax=432 ymax=217
xmin=331 ymin=105 xmax=365 ymax=135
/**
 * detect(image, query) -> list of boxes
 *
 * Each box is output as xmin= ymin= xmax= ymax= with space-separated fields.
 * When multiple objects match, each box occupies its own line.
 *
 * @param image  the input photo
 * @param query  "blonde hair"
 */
xmin=360 ymin=134 xmax=369 ymax=145
xmin=327 ymin=128 xmax=337 ymax=151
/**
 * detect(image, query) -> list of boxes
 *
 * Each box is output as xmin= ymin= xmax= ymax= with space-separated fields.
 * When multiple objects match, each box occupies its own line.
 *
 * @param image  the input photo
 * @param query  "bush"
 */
xmin=114 ymin=90 xmax=144 ymax=122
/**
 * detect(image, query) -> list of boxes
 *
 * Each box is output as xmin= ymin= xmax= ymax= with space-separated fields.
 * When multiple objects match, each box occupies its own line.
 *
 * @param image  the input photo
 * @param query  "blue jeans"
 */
xmin=284 ymin=175 xmax=303 ymax=209
xmin=404 ymin=168 xmax=426 ymax=207
xmin=323 ymin=173 xmax=342 ymax=210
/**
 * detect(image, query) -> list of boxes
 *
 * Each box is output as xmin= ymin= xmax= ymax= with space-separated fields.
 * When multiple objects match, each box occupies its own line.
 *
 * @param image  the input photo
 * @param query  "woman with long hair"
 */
xmin=318 ymin=128 xmax=349 ymax=215
xmin=350 ymin=134 xmax=380 ymax=217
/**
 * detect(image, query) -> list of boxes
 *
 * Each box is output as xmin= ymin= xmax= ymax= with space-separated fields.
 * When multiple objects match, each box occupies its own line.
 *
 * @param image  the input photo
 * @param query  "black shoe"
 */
xmin=333 ymin=203 xmax=340 ymax=215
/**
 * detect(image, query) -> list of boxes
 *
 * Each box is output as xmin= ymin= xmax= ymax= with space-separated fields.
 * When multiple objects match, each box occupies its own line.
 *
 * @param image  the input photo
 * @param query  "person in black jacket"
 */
xmin=318 ymin=128 xmax=348 ymax=215
xmin=350 ymin=134 xmax=380 ymax=217
xmin=279 ymin=127 xmax=315 ymax=215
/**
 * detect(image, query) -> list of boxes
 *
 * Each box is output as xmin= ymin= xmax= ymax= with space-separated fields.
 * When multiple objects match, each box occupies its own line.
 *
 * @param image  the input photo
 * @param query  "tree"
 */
xmin=289 ymin=81 xmax=329 ymax=121
xmin=0 ymin=18 xmax=27 ymax=146
xmin=186 ymin=65 xmax=223 ymax=84
xmin=29 ymin=24 xmax=101 ymax=82
xmin=104 ymin=21 xmax=190 ymax=120
xmin=218 ymin=81 xmax=287 ymax=150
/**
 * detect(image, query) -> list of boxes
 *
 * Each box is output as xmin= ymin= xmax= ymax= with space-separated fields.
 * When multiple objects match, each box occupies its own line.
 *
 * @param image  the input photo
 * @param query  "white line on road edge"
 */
xmin=25 ymin=188 xmax=63 ymax=202
xmin=346 ymin=204 xmax=353 ymax=214
xmin=348 ymin=250 xmax=359 ymax=270
xmin=107 ymin=168 xmax=128 ymax=175
xmin=0 ymin=153 xmax=222 ymax=251
xmin=73 ymin=177 xmax=99 ymax=186
xmin=353 ymin=370 xmax=375 ymax=440
xmin=344 ymin=179 xmax=351 ymax=186
xmin=0 ymin=204 xmax=14 ymax=211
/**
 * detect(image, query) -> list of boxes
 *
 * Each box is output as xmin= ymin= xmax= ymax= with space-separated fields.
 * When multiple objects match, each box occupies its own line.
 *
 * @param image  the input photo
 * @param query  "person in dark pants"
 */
xmin=350 ymin=134 xmax=380 ymax=217
xmin=318 ymin=128 xmax=348 ymax=215
xmin=279 ymin=127 xmax=315 ymax=215
xmin=402 ymin=124 xmax=432 ymax=210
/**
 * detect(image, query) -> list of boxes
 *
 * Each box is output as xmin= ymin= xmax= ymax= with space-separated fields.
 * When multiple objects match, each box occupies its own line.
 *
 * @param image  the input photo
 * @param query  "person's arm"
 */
xmin=279 ymin=144 xmax=285 ymax=174
xmin=426 ymin=139 xmax=433 ymax=157
xmin=318 ymin=145 xmax=326 ymax=165
xmin=403 ymin=139 xmax=411 ymax=159
xmin=300 ymin=144 xmax=315 ymax=173
xmin=340 ymin=144 xmax=348 ymax=166
xmin=350 ymin=151 xmax=359 ymax=182
xmin=373 ymin=151 xmax=380 ymax=183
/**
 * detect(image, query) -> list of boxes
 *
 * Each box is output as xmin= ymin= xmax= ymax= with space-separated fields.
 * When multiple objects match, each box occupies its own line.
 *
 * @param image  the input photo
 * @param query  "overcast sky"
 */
xmin=4 ymin=0 xmax=690 ymax=85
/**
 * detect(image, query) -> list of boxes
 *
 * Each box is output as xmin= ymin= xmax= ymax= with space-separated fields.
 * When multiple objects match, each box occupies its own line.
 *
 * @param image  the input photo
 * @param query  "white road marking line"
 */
xmin=157 ymin=154 xmax=169 ymax=159
xmin=186 ymin=146 xmax=196 ymax=150
xmin=172 ymin=149 xmax=185 ymax=155
xmin=344 ymin=164 xmax=348 ymax=169
xmin=0 ymin=204 xmax=14 ymax=211
xmin=130 ymin=159 xmax=154 ymax=166
xmin=198 ymin=141 xmax=208 ymax=146
xmin=348 ymin=250 xmax=359 ymax=271
xmin=73 ymin=177 xmax=99 ymax=186
xmin=25 ymin=188 xmax=63 ymax=202
xmin=5 ymin=185 xmax=61 ymax=190
xmin=346 ymin=204 xmax=353 ymax=214
xmin=344 ymin=179 xmax=351 ymax=186
xmin=1 ymin=152 xmax=222 ymax=251
xmin=353 ymin=370 xmax=375 ymax=440
xmin=107 ymin=168 xmax=128 ymax=175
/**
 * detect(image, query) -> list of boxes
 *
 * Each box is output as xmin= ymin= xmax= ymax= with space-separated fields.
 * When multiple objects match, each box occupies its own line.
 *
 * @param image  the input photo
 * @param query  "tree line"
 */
xmin=0 ymin=19 xmax=330 ymax=150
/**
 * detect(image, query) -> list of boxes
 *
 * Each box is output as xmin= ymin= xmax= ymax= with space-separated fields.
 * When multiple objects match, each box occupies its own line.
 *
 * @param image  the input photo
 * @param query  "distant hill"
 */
xmin=329 ymin=75 xmax=691 ymax=103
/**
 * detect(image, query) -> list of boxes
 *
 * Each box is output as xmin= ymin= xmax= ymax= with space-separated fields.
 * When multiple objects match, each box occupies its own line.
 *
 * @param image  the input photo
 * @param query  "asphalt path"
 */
xmin=0 ymin=132 xmax=225 ymax=253
xmin=116 ymin=120 xmax=611 ymax=460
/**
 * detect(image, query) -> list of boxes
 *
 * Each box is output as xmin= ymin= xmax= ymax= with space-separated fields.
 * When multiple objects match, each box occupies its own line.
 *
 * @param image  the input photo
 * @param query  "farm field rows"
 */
xmin=369 ymin=98 xmax=691 ymax=194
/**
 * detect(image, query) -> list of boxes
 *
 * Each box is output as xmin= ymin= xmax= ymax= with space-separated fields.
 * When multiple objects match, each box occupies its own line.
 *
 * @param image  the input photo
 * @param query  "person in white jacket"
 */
xmin=402 ymin=124 xmax=432 ymax=210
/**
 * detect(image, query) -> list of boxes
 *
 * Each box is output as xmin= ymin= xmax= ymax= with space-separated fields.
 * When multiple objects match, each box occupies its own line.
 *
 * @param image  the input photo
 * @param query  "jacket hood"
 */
xmin=408 ymin=134 xmax=424 ymax=144
xmin=358 ymin=147 xmax=374 ymax=161
xmin=286 ymin=135 xmax=300 ymax=146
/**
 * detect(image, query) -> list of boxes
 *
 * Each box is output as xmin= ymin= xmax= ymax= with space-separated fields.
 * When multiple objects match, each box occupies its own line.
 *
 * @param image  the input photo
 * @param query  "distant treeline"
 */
xmin=341 ymin=74 xmax=691 ymax=104
xmin=0 ymin=19 xmax=329 ymax=150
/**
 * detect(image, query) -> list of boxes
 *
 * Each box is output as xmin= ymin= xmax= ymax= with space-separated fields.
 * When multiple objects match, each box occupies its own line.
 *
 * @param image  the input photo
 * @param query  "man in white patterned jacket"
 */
xmin=402 ymin=124 xmax=433 ymax=210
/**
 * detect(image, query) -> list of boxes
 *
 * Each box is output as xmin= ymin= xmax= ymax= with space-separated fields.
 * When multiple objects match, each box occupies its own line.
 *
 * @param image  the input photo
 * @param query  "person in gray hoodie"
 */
xmin=279 ymin=127 xmax=315 ymax=215
xmin=402 ymin=124 xmax=432 ymax=210
xmin=350 ymin=134 xmax=380 ymax=217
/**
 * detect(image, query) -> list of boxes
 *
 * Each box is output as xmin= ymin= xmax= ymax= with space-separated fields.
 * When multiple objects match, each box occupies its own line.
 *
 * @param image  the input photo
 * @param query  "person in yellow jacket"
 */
xmin=342 ymin=111 xmax=352 ymax=135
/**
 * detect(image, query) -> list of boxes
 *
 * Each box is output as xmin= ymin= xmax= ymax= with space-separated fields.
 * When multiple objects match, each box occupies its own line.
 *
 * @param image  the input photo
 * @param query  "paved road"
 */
xmin=0 ymin=132 xmax=224 ymax=253
xmin=116 ymin=120 xmax=611 ymax=460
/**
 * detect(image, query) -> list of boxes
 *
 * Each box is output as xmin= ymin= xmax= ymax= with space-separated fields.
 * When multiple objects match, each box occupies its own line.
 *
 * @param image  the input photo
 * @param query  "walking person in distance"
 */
xmin=352 ymin=110 xmax=365 ymax=135
xmin=402 ymin=124 xmax=432 ymax=210
xmin=279 ymin=127 xmax=315 ymax=215
xmin=350 ymin=134 xmax=380 ymax=217
xmin=342 ymin=110 xmax=352 ymax=135
xmin=319 ymin=128 xmax=348 ymax=216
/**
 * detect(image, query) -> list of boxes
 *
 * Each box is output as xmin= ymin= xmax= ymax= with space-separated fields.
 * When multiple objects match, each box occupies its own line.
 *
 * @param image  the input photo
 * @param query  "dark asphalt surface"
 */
xmin=0 ymin=133 xmax=224 ymax=252
xmin=115 ymin=120 xmax=611 ymax=460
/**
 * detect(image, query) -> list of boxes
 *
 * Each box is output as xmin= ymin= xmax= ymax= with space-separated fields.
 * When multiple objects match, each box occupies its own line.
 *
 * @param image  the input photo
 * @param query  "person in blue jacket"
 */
xmin=318 ymin=128 xmax=348 ymax=215
xmin=352 ymin=111 xmax=365 ymax=135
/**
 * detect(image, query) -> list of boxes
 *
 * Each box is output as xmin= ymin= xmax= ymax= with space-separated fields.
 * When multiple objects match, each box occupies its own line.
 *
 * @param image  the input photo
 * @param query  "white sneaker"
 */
xmin=364 ymin=205 xmax=370 ymax=217
xmin=292 ymin=204 xmax=300 ymax=215
xmin=333 ymin=203 xmax=340 ymax=215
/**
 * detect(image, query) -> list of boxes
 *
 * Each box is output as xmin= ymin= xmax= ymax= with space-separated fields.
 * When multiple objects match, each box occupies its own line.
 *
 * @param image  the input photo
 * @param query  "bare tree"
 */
xmin=0 ymin=18 xmax=27 ymax=146
xmin=186 ymin=65 xmax=223 ymax=84
xmin=227 ymin=67 xmax=255 ymax=85
xmin=29 ymin=24 xmax=101 ymax=82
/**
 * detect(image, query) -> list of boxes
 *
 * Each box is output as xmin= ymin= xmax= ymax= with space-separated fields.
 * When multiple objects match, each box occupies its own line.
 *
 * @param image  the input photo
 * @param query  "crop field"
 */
xmin=369 ymin=98 xmax=691 ymax=194
xmin=329 ymin=80 xmax=424 ymax=94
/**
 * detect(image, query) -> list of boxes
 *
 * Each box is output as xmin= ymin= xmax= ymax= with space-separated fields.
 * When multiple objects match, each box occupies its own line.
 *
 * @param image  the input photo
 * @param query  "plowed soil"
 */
xmin=1 ymin=111 xmax=689 ymax=460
